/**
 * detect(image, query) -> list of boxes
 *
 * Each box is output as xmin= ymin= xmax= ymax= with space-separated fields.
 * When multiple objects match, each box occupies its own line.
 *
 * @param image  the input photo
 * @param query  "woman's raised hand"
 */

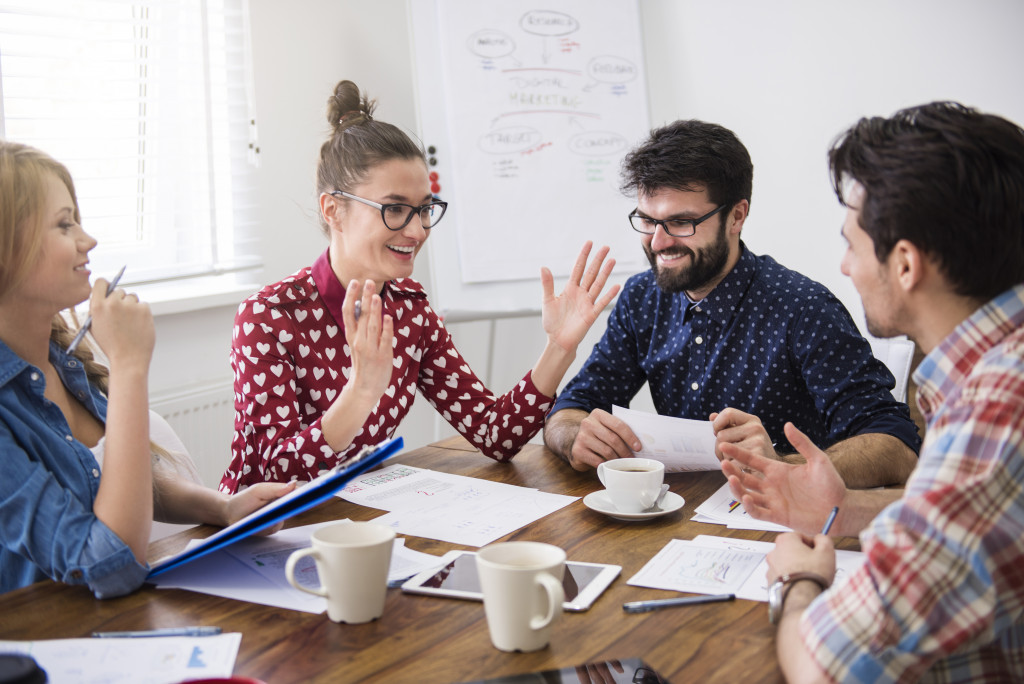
xmin=541 ymin=241 xmax=619 ymax=352
xmin=341 ymin=279 xmax=394 ymax=404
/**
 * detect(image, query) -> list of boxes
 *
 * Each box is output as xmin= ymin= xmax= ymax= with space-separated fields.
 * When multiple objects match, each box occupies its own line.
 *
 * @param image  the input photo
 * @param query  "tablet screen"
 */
xmin=420 ymin=552 xmax=603 ymax=601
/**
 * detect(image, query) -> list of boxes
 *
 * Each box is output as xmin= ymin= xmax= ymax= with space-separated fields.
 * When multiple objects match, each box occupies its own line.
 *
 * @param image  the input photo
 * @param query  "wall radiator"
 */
xmin=151 ymin=380 xmax=235 ymax=489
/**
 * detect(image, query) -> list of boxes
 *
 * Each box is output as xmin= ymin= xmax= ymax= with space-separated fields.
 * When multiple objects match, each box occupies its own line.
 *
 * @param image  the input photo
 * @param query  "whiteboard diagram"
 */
xmin=430 ymin=0 xmax=650 ymax=285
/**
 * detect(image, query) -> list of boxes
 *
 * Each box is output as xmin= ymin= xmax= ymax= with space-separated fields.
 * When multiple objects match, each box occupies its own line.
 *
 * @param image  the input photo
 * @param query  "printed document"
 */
xmin=692 ymin=481 xmax=792 ymax=532
xmin=0 ymin=633 xmax=241 ymax=684
xmin=628 ymin=535 xmax=865 ymax=601
xmin=612 ymin=405 xmax=720 ymax=472
xmin=339 ymin=464 xmax=578 ymax=546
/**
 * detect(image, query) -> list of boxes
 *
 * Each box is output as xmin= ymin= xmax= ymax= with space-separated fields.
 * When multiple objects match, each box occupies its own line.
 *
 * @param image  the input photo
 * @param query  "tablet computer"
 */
xmin=401 ymin=550 xmax=620 ymax=612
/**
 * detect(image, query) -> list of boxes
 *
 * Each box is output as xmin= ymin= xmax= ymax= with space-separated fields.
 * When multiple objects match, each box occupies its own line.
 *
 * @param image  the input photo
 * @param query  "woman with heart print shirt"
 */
xmin=219 ymin=80 xmax=618 ymax=492
xmin=0 ymin=141 xmax=294 ymax=597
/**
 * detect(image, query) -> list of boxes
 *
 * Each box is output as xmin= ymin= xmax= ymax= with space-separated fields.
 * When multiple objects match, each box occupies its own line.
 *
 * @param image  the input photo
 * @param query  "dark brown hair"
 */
xmin=829 ymin=101 xmax=1024 ymax=300
xmin=316 ymin=80 xmax=425 ymax=234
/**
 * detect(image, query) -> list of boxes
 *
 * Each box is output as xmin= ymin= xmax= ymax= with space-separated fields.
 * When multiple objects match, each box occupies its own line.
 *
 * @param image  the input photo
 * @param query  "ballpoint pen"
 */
xmin=66 ymin=265 xmax=127 ymax=355
xmin=821 ymin=506 xmax=839 ymax=535
xmin=623 ymin=593 xmax=735 ymax=614
xmin=92 ymin=626 xmax=221 ymax=638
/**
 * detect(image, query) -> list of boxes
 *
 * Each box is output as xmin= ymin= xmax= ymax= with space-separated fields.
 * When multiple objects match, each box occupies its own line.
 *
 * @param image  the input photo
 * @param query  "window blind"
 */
xmin=0 ymin=0 xmax=261 ymax=286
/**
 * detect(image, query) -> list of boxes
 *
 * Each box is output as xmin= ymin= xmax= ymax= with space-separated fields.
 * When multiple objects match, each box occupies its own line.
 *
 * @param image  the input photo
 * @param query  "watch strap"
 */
xmin=768 ymin=571 xmax=830 ymax=624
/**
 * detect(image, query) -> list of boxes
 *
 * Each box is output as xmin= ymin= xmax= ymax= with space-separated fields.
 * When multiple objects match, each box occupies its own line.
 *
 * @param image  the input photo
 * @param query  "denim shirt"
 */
xmin=552 ymin=245 xmax=921 ymax=454
xmin=0 ymin=339 xmax=148 ymax=598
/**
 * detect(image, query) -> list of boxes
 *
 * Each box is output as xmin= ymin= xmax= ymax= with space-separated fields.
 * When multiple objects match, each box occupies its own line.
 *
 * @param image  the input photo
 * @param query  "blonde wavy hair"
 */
xmin=0 ymin=140 xmax=183 ymax=479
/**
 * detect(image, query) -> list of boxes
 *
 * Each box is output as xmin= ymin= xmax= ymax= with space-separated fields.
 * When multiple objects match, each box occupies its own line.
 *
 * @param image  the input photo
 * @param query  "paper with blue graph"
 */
xmin=627 ymin=539 xmax=764 ymax=595
xmin=628 ymin=536 xmax=866 ymax=601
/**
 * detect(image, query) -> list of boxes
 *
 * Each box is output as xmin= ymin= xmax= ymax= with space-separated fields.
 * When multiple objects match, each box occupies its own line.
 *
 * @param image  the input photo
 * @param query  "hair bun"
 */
xmin=328 ymin=80 xmax=377 ymax=134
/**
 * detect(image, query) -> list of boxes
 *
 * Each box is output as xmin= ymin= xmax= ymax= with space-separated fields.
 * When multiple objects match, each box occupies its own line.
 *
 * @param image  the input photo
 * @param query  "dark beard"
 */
xmin=644 ymin=220 xmax=730 ymax=294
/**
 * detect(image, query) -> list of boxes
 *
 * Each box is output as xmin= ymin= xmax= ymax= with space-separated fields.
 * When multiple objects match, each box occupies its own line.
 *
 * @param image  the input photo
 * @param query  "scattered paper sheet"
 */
xmin=627 ymin=539 xmax=765 ymax=595
xmin=150 ymin=521 xmax=444 ymax=612
xmin=612 ymin=405 xmax=720 ymax=472
xmin=628 ymin=535 xmax=866 ymax=601
xmin=339 ymin=464 xmax=578 ymax=546
xmin=0 ymin=633 xmax=241 ymax=684
xmin=692 ymin=481 xmax=792 ymax=532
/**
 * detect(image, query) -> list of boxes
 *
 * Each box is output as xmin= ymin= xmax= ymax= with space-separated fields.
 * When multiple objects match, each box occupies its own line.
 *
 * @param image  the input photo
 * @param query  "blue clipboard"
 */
xmin=148 ymin=436 xmax=404 ymax=578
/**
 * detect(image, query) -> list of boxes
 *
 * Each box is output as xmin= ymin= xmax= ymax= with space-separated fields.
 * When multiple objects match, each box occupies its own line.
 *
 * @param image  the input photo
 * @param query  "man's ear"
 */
xmin=319 ymin=192 xmax=343 ymax=231
xmin=727 ymin=199 xmax=749 ymax=236
xmin=890 ymin=239 xmax=924 ymax=292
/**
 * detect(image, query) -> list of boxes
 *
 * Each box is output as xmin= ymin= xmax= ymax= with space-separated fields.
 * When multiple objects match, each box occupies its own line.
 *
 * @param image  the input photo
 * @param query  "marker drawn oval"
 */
xmin=467 ymin=29 xmax=516 ymax=59
xmin=478 ymin=126 xmax=544 ymax=154
xmin=587 ymin=56 xmax=638 ymax=84
xmin=519 ymin=10 xmax=579 ymax=37
xmin=568 ymin=131 xmax=628 ymax=157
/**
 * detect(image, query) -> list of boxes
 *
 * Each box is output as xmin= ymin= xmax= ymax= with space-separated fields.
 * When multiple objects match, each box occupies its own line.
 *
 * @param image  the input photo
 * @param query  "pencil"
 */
xmin=821 ymin=506 xmax=839 ymax=535
xmin=66 ymin=265 xmax=126 ymax=355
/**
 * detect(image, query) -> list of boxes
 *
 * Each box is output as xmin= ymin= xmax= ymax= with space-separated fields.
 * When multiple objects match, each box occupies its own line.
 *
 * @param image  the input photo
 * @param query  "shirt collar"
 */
xmin=913 ymin=283 xmax=1024 ymax=420
xmin=689 ymin=243 xmax=757 ymax=326
xmin=310 ymin=248 xmax=428 ymax=319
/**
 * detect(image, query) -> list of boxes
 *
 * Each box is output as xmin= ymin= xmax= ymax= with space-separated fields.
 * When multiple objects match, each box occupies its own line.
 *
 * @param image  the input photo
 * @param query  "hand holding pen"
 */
xmin=67 ymin=265 xmax=126 ymax=354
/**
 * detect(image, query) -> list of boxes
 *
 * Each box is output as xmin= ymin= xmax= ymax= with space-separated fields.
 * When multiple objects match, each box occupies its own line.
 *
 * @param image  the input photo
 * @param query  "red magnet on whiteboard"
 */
xmin=431 ymin=182 xmax=441 ymax=193
xmin=429 ymin=172 xmax=439 ymax=182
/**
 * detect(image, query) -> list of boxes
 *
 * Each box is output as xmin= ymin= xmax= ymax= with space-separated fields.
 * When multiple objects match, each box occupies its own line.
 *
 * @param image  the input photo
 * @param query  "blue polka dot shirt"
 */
xmin=552 ymin=245 xmax=922 ymax=454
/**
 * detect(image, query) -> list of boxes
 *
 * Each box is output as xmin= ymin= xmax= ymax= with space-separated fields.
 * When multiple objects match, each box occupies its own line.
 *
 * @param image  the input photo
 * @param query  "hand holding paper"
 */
xmin=612 ymin=406 xmax=720 ymax=472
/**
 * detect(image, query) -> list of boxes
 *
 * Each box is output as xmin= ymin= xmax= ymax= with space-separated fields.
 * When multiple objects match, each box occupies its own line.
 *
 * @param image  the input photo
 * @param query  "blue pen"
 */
xmin=623 ymin=593 xmax=735 ymax=613
xmin=821 ymin=506 xmax=839 ymax=535
xmin=92 ymin=626 xmax=221 ymax=638
xmin=67 ymin=265 xmax=127 ymax=355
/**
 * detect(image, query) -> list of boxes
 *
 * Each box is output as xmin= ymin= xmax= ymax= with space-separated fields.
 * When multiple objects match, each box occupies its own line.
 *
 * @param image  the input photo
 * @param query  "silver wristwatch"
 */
xmin=767 ymin=572 xmax=830 ymax=624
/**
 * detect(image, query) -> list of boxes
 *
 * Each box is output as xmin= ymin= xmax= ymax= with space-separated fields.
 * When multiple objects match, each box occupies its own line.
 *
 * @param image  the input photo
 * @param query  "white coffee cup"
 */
xmin=475 ymin=541 xmax=566 ymax=652
xmin=597 ymin=458 xmax=665 ymax=513
xmin=285 ymin=522 xmax=395 ymax=624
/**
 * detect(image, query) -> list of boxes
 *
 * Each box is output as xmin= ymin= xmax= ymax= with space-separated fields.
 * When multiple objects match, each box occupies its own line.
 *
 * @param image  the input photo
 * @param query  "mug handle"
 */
xmin=285 ymin=548 xmax=328 ymax=598
xmin=529 ymin=573 xmax=565 ymax=631
xmin=596 ymin=461 xmax=608 ymax=488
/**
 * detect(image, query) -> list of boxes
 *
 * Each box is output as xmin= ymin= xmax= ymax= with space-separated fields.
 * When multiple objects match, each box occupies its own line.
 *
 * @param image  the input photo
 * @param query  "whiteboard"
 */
xmin=410 ymin=0 xmax=650 ymax=320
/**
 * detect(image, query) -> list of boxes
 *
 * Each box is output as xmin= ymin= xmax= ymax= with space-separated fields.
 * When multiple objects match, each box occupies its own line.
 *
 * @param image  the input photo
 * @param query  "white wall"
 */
xmin=150 ymin=0 xmax=1024 ymax=472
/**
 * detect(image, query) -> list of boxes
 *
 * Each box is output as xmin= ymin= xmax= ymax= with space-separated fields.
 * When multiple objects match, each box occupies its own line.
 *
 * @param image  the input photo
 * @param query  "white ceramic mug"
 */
xmin=597 ymin=458 xmax=665 ymax=513
xmin=475 ymin=541 xmax=566 ymax=652
xmin=285 ymin=522 xmax=395 ymax=624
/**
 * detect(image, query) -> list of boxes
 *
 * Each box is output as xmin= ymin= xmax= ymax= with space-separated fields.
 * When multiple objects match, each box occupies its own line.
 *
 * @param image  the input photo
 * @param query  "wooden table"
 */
xmin=0 ymin=436 xmax=851 ymax=683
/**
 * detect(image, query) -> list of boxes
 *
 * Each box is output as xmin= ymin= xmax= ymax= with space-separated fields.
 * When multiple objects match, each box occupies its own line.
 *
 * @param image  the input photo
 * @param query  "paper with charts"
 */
xmin=338 ymin=464 xmax=578 ymax=547
xmin=0 ymin=633 xmax=241 ymax=684
xmin=628 ymin=535 xmax=866 ymax=602
xmin=692 ymin=481 xmax=792 ymax=533
xmin=612 ymin=405 xmax=720 ymax=472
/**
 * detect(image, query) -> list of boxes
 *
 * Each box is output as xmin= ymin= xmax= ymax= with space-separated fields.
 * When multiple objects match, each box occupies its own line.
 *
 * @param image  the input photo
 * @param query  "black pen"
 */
xmin=67 ymin=265 xmax=127 ymax=355
xmin=92 ymin=626 xmax=221 ymax=638
xmin=821 ymin=506 xmax=839 ymax=535
xmin=623 ymin=593 xmax=735 ymax=613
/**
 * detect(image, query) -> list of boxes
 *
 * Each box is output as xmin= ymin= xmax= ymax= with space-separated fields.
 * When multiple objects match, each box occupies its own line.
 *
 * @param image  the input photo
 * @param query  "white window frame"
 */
xmin=0 ymin=0 xmax=263 ymax=308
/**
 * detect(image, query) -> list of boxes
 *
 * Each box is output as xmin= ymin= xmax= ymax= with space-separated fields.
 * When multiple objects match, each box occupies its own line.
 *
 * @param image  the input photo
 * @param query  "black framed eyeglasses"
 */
xmin=628 ymin=204 xmax=726 ymax=238
xmin=330 ymin=191 xmax=448 ymax=230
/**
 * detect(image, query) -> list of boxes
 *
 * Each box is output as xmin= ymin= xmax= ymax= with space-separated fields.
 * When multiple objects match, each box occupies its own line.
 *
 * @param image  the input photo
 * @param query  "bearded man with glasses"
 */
xmin=544 ymin=119 xmax=921 ymax=488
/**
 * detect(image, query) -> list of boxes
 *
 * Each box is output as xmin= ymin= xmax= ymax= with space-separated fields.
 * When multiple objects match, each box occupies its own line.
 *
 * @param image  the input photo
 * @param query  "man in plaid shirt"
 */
xmin=720 ymin=101 xmax=1024 ymax=683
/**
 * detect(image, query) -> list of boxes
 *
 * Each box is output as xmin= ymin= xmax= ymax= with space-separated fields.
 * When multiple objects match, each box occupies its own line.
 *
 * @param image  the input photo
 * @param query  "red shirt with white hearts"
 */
xmin=219 ymin=250 xmax=553 ymax=492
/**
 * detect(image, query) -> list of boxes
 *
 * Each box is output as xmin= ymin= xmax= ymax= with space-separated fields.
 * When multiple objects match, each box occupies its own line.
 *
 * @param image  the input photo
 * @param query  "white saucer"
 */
xmin=583 ymin=490 xmax=685 ymax=522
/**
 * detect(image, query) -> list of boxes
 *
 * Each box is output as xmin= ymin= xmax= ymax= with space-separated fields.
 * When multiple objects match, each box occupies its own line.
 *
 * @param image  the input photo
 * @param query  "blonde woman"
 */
xmin=0 ymin=141 xmax=292 ymax=597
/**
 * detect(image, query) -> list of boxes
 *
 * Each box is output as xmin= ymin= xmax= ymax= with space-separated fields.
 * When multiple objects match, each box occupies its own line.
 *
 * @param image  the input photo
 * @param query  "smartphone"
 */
xmin=401 ymin=550 xmax=621 ymax=612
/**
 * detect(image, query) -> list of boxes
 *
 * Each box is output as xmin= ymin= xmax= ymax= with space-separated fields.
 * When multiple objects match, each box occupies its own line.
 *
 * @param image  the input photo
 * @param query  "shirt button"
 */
xmin=691 ymin=382 xmax=699 ymax=391
xmin=69 ymin=360 xmax=78 ymax=368
xmin=92 ymin=469 xmax=100 ymax=478
xmin=65 ymin=434 xmax=74 ymax=442
xmin=78 ymin=391 xmax=86 ymax=399
xmin=695 ymin=306 xmax=702 ymax=312
xmin=30 ymin=372 xmax=40 ymax=381
xmin=695 ymin=336 xmax=703 ymax=345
